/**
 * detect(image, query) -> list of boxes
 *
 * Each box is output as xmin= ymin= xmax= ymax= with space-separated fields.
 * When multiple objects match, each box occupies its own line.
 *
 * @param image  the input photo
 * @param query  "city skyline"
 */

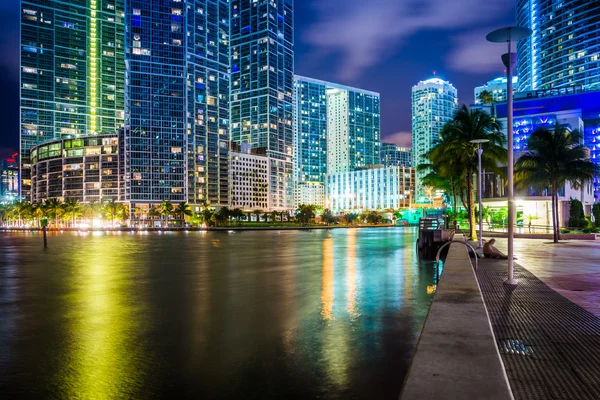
xmin=0 ymin=0 xmax=517 ymax=158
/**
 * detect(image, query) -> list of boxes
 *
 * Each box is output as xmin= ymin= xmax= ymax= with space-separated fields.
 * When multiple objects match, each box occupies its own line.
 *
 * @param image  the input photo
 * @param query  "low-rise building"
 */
xmin=29 ymin=135 xmax=123 ymax=203
xmin=325 ymin=166 xmax=414 ymax=213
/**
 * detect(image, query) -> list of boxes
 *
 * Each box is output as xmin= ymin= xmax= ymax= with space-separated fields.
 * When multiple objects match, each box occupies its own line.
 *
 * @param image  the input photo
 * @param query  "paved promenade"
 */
xmin=401 ymin=241 xmax=512 ymax=400
xmin=492 ymin=238 xmax=600 ymax=316
xmin=476 ymin=238 xmax=600 ymax=400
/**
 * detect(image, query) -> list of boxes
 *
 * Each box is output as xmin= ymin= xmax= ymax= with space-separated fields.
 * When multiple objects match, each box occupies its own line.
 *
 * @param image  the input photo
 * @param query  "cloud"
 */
xmin=382 ymin=132 xmax=412 ymax=148
xmin=446 ymin=29 xmax=510 ymax=74
xmin=303 ymin=0 xmax=513 ymax=79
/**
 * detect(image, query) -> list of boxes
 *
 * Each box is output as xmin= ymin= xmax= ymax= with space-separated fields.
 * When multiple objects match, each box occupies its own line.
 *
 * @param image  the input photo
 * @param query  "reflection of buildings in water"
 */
xmin=321 ymin=237 xmax=334 ymax=321
xmin=62 ymin=241 xmax=146 ymax=398
xmin=346 ymin=230 xmax=359 ymax=319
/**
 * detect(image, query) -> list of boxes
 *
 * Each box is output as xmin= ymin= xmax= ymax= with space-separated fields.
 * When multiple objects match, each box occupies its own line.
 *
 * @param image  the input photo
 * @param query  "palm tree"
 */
xmin=31 ymin=202 xmax=46 ymax=227
xmin=44 ymin=198 xmax=64 ymax=228
xmin=13 ymin=200 xmax=32 ymax=227
xmin=148 ymin=206 xmax=161 ymax=226
xmin=231 ymin=208 xmax=244 ymax=226
xmin=174 ymin=202 xmax=192 ymax=225
xmin=117 ymin=203 xmax=130 ymax=226
xmin=84 ymin=200 xmax=104 ymax=221
xmin=103 ymin=199 xmax=120 ymax=228
xmin=477 ymin=90 xmax=496 ymax=118
xmin=253 ymin=209 xmax=262 ymax=222
xmin=159 ymin=200 xmax=174 ymax=227
xmin=515 ymin=126 xmax=597 ymax=243
xmin=423 ymin=105 xmax=507 ymax=240
xmin=63 ymin=197 xmax=83 ymax=227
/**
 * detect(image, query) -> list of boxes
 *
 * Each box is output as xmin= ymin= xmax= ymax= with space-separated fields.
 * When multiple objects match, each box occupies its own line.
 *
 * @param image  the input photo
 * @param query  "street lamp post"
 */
xmin=486 ymin=26 xmax=532 ymax=286
xmin=470 ymin=139 xmax=489 ymax=249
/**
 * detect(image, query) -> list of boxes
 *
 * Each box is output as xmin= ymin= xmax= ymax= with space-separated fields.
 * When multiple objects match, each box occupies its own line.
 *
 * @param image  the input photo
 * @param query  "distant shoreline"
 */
xmin=0 ymin=224 xmax=404 ymax=233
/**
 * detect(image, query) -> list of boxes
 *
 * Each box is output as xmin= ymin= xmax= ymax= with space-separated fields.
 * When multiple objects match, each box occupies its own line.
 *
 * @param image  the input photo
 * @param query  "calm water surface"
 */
xmin=0 ymin=228 xmax=438 ymax=399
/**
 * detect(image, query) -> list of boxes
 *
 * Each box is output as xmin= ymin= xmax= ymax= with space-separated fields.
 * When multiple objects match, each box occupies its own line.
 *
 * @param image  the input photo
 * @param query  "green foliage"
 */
xmin=321 ymin=208 xmax=336 ymax=225
xmin=421 ymin=105 xmax=507 ymax=240
xmin=296 ymin=204 xmax=317 ymax=225
xmin=568 ymin=198 xmax=587 ymax=229
xmin=593 ymin=203 xmax=600 ymax=226
xmin=516 ymin=126 xmax=597 ymax=242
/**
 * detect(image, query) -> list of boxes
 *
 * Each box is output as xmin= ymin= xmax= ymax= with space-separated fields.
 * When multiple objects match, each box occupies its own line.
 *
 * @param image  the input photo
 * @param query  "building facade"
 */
xmin=325 ymin=166 xmax=414 ymax=213
xmin=517 ymin=0 xmax=600 ymax=92
xmin=229 ymin=150 xmax=270 ymax=211
xmin=230 ymin=0 xmax=294 ymax=210
xmin=20 ymin=0 xmax=126 ymax=198
xmin=124 ymin=0 xmax=230 ymax=211
xmin=380 ymin=143 xmax=411 ymax=168
xmin=411 ymin=78 xmax=458 ymax=202
xmin=474 ymin=77 xmax=518 ymax=105
xmin=29 ymin=134 xmax=122 ymax=203
xmin=1 ymin=155 xmax=19 ymax=202
xmin=496 ymin=89 xmax=600 ymax=201
xmin=326 ymin=86 xmax=380 ymax=174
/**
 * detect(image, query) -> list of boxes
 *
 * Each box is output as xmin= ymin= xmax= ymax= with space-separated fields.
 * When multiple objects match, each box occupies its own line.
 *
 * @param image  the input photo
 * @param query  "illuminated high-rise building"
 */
xmin=326 ymin=85 xmax=381 ymax=174
xmin=293 ymin=76 xmax=380 ymax=207
xmin=474 ymin=77 xmax=518 ymax=105
xmin=380 ymin=143 xmax=411 ymax=168
xmin=230 ymin=0 xmax=294 ymax=211
xmin=124 ymin=0 xmax=230 ymax=211
xmin=517 ymin=0 xmax=600 ymax=92
xmin=411 ymin=78 xmax=458 ymax=202
xmin=20 ymin=0 xmax=125 ymax=199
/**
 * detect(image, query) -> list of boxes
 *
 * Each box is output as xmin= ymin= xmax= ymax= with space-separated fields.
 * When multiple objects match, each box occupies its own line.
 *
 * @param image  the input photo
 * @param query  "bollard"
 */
xmin=41 ymin=218 xmax=48 ymax=248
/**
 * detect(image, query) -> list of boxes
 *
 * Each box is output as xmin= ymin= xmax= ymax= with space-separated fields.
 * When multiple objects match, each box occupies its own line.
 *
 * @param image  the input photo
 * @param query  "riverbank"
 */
xmin=0 ymin=224 xmax=399 ymax=233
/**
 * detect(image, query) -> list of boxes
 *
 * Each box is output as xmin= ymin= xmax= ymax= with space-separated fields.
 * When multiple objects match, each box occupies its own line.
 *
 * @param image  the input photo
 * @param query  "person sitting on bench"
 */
xmin=483 ymin=239 xmax=508 ymax=259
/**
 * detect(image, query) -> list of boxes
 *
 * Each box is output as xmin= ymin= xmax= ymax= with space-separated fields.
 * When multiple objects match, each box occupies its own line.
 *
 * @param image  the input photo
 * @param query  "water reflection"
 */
xmin=0 ymin=228 xmax=437 ymax=399
xmin=321 ymin=237 xmax=334 ymax=322
xmin=60 ymin=240 xmax=147 ymax=398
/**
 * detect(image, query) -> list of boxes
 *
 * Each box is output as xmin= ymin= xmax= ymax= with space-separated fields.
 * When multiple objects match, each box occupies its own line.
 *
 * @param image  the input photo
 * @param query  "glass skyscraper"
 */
xmin=293 ymin=76 xmax=327 ymax=185
xmin=380 ymin=143 xmax=412 ymax=168
xmin=326 ymin=85 xmax=381 ymax=174
xmin=411 ymin=78 xmax=457 ymax=202
xmin=517 ymin=0 xmax=600 ymax=92
xmin=20 ymin=0 xmax=125 ymax=199
xmin=124 ymin=0 xmax=230 ymax=208
xmin=230 ymin=0 xmax=294 ymax=210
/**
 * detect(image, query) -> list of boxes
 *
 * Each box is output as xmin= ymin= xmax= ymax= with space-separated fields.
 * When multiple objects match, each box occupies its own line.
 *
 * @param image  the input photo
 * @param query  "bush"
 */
xmin=568 ymin=198 xmax=587 ymax=229
xmin=593 ymin=204 xmax=600 ymax=226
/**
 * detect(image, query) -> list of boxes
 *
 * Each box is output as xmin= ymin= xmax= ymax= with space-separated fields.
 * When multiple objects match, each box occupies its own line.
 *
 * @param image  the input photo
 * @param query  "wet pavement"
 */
xmin=490 ymin=238 xmax=600 ymax=317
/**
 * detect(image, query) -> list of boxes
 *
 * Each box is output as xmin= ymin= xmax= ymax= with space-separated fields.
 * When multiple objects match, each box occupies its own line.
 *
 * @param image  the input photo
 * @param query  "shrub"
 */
xmin=568 ymin=198 xmax=587 ymax=229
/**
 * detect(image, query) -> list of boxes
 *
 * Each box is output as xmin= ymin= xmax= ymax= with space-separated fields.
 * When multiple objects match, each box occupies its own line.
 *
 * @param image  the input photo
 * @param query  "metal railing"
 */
xmin=435 ymin=239 xmax=479 ymax=281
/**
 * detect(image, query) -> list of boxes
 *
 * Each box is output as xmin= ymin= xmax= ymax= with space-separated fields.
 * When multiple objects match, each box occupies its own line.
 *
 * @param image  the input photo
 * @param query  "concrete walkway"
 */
xmin=492 ymin=238 xmax=600 ymax=317
xmin=400 ymin=241 xmax=512 ymax=400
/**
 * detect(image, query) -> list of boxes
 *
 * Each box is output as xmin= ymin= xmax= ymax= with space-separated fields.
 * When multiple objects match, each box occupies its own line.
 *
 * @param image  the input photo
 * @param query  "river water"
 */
xmin=0 ymin=228 xmax=437 ymax=399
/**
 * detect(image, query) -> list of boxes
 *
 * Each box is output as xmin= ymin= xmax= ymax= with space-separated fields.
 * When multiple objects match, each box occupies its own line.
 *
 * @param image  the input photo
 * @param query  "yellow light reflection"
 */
xmin=61 ymin=238 xmax=145 ymax=398
xmin=321 ymin=237 xmax=334 ymax=321
xmin=346 ymin=230 xmax=358 ymax=319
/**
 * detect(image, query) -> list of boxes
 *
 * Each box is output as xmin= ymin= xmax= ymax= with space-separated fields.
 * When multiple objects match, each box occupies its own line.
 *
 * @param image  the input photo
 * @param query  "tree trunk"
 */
xmin=551 ymin=187 xmax=558 ymax=243
xmin=554 ymin=185 xmax=561 ymax=242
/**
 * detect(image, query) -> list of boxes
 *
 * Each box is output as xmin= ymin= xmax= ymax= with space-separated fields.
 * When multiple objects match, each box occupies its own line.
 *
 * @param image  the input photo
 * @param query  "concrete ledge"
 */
xmin=483 ymin=231 xmax=597 ymax=240
xmin=400 ymin=240 xmax=512 ymax=400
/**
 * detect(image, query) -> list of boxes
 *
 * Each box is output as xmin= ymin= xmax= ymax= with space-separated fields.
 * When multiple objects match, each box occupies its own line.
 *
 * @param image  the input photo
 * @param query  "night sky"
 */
xmin=0 ymin=0 xmax=515 ymax=159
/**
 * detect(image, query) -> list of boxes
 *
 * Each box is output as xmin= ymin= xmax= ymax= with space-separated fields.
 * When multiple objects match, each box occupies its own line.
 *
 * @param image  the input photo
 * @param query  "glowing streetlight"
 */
xmin=470 ymin=138 xmax=489 ymax=249
xmin=486 ymin=26 xmax=532 ymax=286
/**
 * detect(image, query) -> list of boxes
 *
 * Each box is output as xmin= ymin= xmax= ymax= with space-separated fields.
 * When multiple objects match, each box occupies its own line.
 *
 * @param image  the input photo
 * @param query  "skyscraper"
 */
xmin=517 ymin=0 xmax=600 ymax=92
xmin=20 ymin=0 xmax=125 ymax=199
xmin=474 ymin=77 xmax=518 ymax=105
xmin=124 ymin=0 xmax=230 ymax=210
xmin=230 ymin=0 xmax=294 ymax=211
xmin=411 ymin=78 xmax=458 ymax=202
xmin=293 ymin=76 xmax=380 ymax=207
xmin=326 ymin=86 xmax=380 ymax=174
xmin=380 ymin=143 xmax=412 ymax=168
